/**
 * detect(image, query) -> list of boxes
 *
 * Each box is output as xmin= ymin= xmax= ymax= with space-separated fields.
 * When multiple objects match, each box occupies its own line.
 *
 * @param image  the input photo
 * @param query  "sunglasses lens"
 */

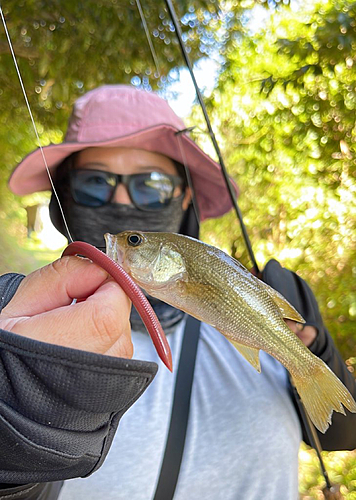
xmin=129 ymin=172 xmax=177 ymax=210
xmin=71 ymin=170 xmax=116 ymax=207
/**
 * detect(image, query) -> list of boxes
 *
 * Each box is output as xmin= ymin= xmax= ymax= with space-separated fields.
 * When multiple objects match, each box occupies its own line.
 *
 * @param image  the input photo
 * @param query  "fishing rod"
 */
xmin=163 ymin=1 xmax=341 ymax=498
xmin=164 ymin=0 xmax=260 ymax=275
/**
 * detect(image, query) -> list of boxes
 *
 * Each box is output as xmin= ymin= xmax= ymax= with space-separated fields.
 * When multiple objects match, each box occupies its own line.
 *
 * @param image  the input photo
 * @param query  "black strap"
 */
xmin=153 ymin=315 xmax=201 ymax=500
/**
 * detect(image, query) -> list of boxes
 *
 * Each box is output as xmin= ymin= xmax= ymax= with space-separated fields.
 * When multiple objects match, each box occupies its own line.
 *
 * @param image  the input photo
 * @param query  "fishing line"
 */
xmin=0 ymin=5 xmax=74 ymax=243
xmin=135 ymin=0 xmax=160 ymax=78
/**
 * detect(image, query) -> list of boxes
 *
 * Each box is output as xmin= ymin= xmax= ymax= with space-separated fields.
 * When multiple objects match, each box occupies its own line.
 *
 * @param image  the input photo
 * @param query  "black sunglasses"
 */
xmin=69 ymin=169 xmax=184 ymax=211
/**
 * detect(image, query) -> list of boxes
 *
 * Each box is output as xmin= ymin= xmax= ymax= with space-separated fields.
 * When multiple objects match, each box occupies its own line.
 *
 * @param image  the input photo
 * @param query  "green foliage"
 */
xmin=0 ymin=0 xmax=226 ymax=130
xmin=0 ymin=227 xmax=60 ymax=276
xmin=299 ymin=444 xmax=356 ymax=498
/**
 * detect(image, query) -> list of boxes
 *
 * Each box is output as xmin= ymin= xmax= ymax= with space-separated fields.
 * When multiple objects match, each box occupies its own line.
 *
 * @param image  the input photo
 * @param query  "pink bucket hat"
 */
xmin=8 ymin=85 xmax=238 ymax=220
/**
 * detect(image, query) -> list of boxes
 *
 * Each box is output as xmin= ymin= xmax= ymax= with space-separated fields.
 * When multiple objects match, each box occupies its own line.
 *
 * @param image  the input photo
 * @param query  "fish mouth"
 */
xmin=115 ymin=247 xmax=124 ymax=266
xmin=104 ymin=232 xmax=124 ymax=266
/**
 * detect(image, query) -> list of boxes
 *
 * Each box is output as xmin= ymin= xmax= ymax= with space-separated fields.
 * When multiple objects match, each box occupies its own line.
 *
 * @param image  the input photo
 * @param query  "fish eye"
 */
xmin=127 ymin=233 xmax=143 ymax=247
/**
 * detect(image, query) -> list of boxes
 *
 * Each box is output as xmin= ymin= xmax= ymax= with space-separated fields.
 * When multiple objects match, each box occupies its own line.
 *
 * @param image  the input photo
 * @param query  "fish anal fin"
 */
xmin=259 ymin=280 xmax=305 ymax=323
xmin=229 ymin=340 xmax=261 ymax=373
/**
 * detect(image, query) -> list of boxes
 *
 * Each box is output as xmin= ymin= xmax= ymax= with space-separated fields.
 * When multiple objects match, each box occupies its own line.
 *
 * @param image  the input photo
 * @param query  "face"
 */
xmin=75 ymin=147 xmax=191 ymax=210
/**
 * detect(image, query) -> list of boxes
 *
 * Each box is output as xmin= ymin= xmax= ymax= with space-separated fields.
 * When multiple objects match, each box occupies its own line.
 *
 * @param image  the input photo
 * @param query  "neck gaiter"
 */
xmin=66 ymin=194 xmax=185 ymax=247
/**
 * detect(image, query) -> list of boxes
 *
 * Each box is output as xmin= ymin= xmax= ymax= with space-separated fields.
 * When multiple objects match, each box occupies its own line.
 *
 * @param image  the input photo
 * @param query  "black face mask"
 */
xmin=62 ymin=194 xmax=186 ymax=248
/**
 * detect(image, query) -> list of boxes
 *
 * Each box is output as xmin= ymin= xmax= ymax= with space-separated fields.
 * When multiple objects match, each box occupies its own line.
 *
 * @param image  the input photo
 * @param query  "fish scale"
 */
xmin=106 ymin=230 xmax=356 ymax=433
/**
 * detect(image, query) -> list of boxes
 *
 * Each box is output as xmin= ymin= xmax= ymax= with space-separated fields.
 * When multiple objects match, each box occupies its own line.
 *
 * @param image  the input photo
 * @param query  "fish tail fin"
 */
xmin=291 ymin=358 xmax=356 ymax=433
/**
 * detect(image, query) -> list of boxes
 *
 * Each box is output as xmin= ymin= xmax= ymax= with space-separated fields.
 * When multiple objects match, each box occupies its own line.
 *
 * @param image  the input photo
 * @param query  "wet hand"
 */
xmin=0 ymin=256 xmax=133 ymax=358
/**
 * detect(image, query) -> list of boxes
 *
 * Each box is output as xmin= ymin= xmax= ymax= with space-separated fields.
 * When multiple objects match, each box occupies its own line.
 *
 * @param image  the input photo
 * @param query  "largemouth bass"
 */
xmin=105 ymin=231 xmax=356 ymax=433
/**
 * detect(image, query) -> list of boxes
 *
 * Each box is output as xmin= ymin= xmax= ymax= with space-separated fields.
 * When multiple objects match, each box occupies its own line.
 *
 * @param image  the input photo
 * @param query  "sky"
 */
xmin=163 ymin=4 xmax=272 ymax=116
xmin=163 ymin=58 xmax=220 ymax=117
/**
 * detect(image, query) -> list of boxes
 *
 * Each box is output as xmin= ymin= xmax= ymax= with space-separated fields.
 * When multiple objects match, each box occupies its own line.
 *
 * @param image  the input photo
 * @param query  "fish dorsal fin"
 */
xmin=258 ymin=280 xmax=305 ymax=323
xmin=228 ymin=339 xmax=261 ymax=373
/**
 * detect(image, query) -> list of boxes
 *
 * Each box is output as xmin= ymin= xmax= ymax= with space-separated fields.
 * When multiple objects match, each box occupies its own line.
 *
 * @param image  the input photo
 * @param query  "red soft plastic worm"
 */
xmin=62 ymin=241 xmax=173 ymax=371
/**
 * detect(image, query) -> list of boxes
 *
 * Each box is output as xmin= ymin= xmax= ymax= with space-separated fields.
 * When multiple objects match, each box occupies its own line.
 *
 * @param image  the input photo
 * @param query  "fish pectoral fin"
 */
xmin=228 ymin=340 xmax=261 ymax=373
xmin=259 ymin=280 xmax=305 ymax=323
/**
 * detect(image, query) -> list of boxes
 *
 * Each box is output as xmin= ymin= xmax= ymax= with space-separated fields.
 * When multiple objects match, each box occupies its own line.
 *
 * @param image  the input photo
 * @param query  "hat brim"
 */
xmin=8 ymin=124 xmax=239 ymax=221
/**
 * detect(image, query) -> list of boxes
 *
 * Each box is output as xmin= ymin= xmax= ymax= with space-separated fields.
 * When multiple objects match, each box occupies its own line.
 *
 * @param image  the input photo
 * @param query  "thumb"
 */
xmin=2 ymin=280 xmax=133 ymax=357
xmin=2 ymin=256 xmax=109 ymax=317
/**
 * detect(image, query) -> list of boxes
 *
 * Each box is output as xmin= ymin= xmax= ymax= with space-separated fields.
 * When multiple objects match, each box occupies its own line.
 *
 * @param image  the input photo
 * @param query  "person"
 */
xmin=1 ymin=85 xmax=355 ymax=500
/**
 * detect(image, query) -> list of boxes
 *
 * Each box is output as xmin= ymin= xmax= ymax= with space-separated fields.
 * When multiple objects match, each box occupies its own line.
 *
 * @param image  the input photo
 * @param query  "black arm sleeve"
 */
xmin=263 ymin=260 xmax=356 ymax=451
xmin=0 ymin=273 xmax=158 ymax=498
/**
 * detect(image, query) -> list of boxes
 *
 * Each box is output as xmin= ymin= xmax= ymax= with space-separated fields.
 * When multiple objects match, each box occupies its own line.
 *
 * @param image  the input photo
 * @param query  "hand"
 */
xmin=262 ymin=259 xmax=324 ymax=350
xmin=252 ymin=263 xmax=318 ymax=346
xmin=0 ymin=256 xmax=133 ymax=358
xmin=284 ymin=320 xmax=317 ymax=347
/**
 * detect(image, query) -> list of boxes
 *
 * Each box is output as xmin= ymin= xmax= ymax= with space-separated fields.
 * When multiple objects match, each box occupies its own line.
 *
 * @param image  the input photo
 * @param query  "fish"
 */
xmin=105 ymin=230 xmax=356 ymax=433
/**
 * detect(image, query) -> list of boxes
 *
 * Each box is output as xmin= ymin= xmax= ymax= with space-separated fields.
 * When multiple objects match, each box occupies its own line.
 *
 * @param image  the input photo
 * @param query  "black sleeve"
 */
xmin=0 ymin=273 xmax=158 ymax=499
xmin=263 ymin=260 xmax=356 ymax=451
